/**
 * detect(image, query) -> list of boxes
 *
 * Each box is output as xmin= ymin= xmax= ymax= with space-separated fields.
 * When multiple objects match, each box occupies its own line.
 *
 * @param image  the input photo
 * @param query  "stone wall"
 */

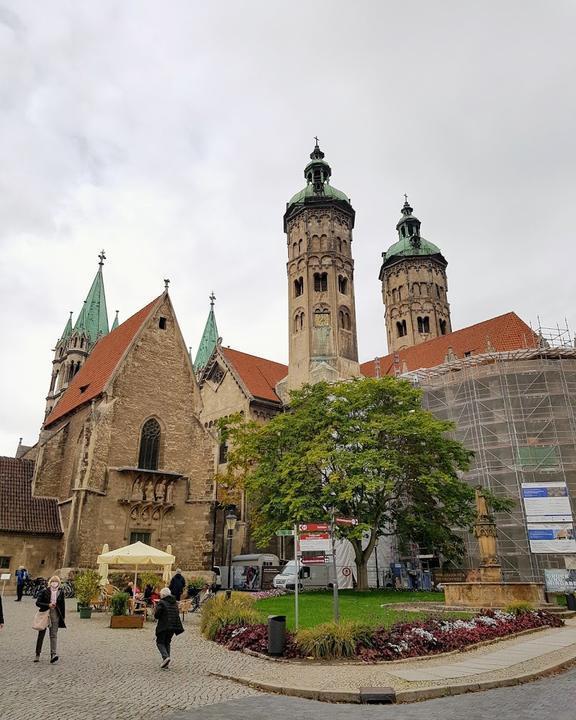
xmin=0 ymin=534 xmax=62 ymax=592
xmin=382 ymin=257 xmax=451 ymax=353
xmin=32 ymin=295 xmax=216 ymax=573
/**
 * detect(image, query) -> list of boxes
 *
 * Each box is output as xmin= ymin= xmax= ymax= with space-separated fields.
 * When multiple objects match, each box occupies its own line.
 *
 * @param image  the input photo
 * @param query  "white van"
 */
xmin=215 ymin=553 xmax=280 ymax=590
xmin=273 ymin=561 xmax=335 ymax=591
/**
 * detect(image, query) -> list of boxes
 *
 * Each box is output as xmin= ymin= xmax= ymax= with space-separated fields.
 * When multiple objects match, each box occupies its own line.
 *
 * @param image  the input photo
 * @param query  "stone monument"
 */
xmin=443 ymin=487 xmax=545 ymax=608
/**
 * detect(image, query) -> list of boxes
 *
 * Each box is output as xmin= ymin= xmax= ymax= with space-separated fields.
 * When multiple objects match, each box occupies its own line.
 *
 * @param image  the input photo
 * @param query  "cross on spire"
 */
xmin=209 ymin=291 xmax=216 ymax=309
xmin=314 ymin=135 xmax=319 ymax=146
xmin=404 ymin=193 xmax=408 ymax=203
xmin=98 ymin=249 xmax=106 ymax=267
xmin=164 ymin=278 xmax=170 ymax=291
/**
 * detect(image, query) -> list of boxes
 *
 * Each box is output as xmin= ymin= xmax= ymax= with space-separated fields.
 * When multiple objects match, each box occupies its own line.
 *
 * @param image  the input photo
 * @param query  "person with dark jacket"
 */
xmin=168 ymin=569 xmax=186 ymax=600
xmin=34 ymin=575 xmax=66 ymax=663
xmin=15 ymin=566 xmax=28 ymax=601
xmin=154 ymin=587 xmax=184 ymax=668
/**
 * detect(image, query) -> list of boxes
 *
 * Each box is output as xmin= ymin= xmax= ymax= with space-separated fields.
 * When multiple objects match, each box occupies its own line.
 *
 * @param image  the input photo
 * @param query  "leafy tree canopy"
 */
xmin=219 ymin=377 xmax=512 ymax=588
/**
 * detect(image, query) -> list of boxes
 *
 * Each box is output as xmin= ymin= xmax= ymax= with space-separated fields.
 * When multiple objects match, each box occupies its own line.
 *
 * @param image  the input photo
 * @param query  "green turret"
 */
xmin=72 ymin=250 xmax=110 ymax=344
xmin=194 ymin=292 xmax=220 ymax=372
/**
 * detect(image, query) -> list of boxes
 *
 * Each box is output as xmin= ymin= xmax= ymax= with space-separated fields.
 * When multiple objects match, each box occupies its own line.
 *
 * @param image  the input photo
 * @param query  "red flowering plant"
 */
xmin=212 ymin=609 xmax=562 ymax=661
xmin=356 ymin=609 xmax=563 ymax=662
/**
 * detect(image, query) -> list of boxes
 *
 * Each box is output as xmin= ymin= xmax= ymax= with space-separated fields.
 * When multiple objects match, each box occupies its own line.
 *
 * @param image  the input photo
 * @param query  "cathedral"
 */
xmin=1 ymin=141 xmax=547 ymax=586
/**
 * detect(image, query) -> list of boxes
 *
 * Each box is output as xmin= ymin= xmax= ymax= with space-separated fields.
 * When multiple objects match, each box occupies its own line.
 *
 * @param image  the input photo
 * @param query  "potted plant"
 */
xmin=75 ymin=569 xmax=101 ymax=619
xmin=110 ymin=591 xmax=145 ymax=628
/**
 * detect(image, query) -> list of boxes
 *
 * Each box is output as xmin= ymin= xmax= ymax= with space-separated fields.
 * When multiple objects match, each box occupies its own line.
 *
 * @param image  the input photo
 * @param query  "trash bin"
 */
xmin=566 ymin=593 xmax=576 ymax=611
xmin=267 ymin=614 xmax=286 ymax=656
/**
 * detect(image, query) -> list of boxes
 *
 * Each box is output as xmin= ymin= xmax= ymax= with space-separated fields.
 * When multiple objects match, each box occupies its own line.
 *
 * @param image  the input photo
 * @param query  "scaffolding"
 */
xmin=405 ymin=326 xmax=576 ymax=583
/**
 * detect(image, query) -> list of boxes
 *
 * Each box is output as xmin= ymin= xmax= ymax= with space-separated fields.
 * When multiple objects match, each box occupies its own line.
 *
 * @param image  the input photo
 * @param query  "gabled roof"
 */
xmin=44 ymin=296 xmax=162 ymax=427
xmin=361 ymin=312 xmax=538 ymax=378
xmin=0 ymin=457 xmax=62 ymax=536
xmin=220 ymin=347 xmax=287 ymax=404
xmin=194 ymin=307 xmax=219 ymax=372
xmin=73 ymin=263 xmax=109 ymax=344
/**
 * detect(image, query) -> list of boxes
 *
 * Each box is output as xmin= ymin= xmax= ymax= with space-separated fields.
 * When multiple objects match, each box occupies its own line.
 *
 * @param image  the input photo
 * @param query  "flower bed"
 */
xmin=210 ymin=609 xmax=563 ymax=661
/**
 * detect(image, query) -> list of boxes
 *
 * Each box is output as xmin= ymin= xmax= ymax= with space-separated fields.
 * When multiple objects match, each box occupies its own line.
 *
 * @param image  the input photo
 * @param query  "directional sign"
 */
xmin=275 ymin=529 xmax=295 ymax=537
xmin=299 ymin=532 xmax=330 ymax=552
xmin=299 ymin=522 xmax=329 ymax=532
xmin=335 ymin=517 xmax=358 ymax=526
xmin=301 ymin=551 xmax=326 ymax=565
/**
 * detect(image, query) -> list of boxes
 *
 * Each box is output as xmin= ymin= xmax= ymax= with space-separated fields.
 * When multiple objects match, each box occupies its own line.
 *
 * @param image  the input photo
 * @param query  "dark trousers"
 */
xmin=36 ymin=609 xmax=59 ymax=656
xmin=16 ymin=584 xmax=23 ymax=601
xmin=156 ymin=630 xmax=174 ymax=660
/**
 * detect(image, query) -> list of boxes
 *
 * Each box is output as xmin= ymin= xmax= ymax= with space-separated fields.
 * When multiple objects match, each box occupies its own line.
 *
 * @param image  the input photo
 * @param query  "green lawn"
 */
xmin=255 ymin=590 xmax=457 ymax=630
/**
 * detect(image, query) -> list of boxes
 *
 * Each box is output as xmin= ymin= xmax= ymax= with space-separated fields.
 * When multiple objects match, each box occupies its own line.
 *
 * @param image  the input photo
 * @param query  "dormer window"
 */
xmin=159 ymin=317 xmax=167 ymax=330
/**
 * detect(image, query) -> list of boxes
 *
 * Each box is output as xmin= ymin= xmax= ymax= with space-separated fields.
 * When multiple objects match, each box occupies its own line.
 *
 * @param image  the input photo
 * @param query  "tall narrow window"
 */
xmin=338 ymin=275 xmax=348 ymax=294
xmin=314 ymin=272 xmax=328 ymax=292
xmin=294 ymin=277 xmax=304 ymax=297
xmin=219 ymin=442 xmax=228 ymax=464
xmin=417 ymin=316 xmax=430 ymax=334
xmin=439 ymin=319 xmax=447 ymax=335
xmin=396 ymin=320 xmax=407 ymax=337
xmin=138 ymin=418 xmax=161 ymax=470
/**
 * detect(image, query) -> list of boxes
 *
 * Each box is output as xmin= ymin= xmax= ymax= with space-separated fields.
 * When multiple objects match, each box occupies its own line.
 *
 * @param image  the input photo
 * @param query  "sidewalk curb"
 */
xmin=210 ymin=651 xmax=576 ymax=704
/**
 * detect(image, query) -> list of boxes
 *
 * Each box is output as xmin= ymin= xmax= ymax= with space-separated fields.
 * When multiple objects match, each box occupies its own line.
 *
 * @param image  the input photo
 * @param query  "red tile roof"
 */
xmin=45 ymin=296 xmax=161 ymax=427
xmin=0 ymin=457 xmax=62 ymax=535
xmin=221 ymin=347 xmax=287 ymax=403
xmin=360 ymin=312 xmax=538 ymax=377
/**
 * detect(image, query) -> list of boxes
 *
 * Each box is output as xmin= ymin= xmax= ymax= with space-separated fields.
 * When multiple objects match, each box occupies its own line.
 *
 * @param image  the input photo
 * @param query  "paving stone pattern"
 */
xmin=0 ymin=598 xmax=260 ymax=720
xmin=167 ymin=669 xmax=576 ymax=720
xmin=3 ymin=598 xmax=576 ymax=720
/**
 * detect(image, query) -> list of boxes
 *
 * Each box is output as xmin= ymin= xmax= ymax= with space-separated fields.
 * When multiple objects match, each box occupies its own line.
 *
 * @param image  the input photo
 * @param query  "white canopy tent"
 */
xmin=96 ymin=541 xmax=176 ymax=611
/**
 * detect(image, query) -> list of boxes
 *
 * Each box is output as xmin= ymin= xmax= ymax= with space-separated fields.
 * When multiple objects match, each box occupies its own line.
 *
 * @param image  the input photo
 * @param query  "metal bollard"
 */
xmin=267 ymin=614 xmax=286 ymax=656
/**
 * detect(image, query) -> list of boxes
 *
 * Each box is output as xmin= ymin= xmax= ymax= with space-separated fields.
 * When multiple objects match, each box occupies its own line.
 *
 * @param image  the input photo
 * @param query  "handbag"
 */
xmin=32 ymin=610 xmax=50 ymax=631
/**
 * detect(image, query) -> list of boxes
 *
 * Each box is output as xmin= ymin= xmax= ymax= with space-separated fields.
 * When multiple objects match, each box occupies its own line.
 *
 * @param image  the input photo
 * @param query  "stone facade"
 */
xmin=0 ymin=534 xmax=60 ymax=592
xmin=197 ymin=345 xmax=286 ymax=562
xmin=33 ymin=294 xmax=215 ymax=572
xmin=281 ymin=144 xmax=360 ymax=394
xmin=382 ymin=256 xmax=451 ymax=353
xmin=380 ymin=199 xmax=451 ymax=354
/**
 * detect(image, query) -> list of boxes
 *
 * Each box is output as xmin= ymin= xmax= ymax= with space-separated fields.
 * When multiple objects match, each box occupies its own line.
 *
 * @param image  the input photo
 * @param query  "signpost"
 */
xmin=0 ymin=573 xmax=10 ymax=597
xmin=293 ymin=516 xmax=357 ymax=625
xmin=293 ymin=524 xmax=299 ymax=631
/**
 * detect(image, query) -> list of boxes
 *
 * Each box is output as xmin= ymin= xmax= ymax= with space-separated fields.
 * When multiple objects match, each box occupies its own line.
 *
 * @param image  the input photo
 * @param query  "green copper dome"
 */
xmin=381 ymin=197 xmax=445 ymax=268
xmin=287 ymin=182 xmax=350 ymax=208
xmin=383 ymin=235 xmax=443 ymax=261
xmin=285 ymin=141 xmax=353 ymax=222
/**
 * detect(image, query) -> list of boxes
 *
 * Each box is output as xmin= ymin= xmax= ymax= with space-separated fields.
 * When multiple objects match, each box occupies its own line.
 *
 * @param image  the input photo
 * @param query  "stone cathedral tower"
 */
xmin=279 ymin=141 xmax=360 ymax=395
xmin=379 ymin=197 xmax=451 ymax=354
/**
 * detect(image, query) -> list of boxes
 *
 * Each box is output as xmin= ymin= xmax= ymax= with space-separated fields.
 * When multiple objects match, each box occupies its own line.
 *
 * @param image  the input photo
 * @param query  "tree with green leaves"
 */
xmin=220 ymin=376 xmax=511 ymax=590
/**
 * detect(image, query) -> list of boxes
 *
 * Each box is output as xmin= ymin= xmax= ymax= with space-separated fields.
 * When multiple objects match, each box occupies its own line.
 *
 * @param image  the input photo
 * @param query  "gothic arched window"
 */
xmin=294 ymin=277 xmax=304 ymax=297
xmin=138 ymin=418 xmax=161 ymax=470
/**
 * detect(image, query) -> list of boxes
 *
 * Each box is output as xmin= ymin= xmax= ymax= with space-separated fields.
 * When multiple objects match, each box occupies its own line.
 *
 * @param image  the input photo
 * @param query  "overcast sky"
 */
xmin=1 ymin=1 xmax=575 ymax=455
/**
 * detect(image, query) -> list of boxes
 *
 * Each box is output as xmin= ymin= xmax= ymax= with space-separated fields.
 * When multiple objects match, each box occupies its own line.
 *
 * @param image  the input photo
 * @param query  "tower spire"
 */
xmin=194 ymin=292 xmax=220 ymax=372
xmin=72 ymin=252 xmax=110 ymax=344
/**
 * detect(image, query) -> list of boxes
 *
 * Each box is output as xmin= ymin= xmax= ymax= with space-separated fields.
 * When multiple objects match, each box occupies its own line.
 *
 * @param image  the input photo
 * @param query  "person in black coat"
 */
xmin=34 ymin=575 xmax=66 ymax=663
xmin=154 ymin=587 xmax=184 ymax=668
xmin=168 ymin=569 xmax=186 ymax=600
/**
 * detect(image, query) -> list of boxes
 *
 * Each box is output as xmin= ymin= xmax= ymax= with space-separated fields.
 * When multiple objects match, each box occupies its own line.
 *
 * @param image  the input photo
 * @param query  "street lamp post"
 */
xmin=225 ymin=509 xmax=238 ymax=591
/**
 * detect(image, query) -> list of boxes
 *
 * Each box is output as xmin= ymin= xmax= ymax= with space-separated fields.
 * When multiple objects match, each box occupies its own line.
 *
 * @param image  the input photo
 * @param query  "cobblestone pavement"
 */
xmin=3 ymin=598 xmax=576 ymax=720
xmin=168 ymin=667 xmax=576 ymax=720
xmin=1 ymin=598 xmax=260 ymax=720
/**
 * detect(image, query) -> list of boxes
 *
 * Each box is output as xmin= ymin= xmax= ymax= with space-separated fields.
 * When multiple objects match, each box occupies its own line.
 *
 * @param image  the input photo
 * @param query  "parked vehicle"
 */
xmin=214 ymin=553 xmax=280 ymax=590
xmin=273 ymin=561 xmax=335 ymax=591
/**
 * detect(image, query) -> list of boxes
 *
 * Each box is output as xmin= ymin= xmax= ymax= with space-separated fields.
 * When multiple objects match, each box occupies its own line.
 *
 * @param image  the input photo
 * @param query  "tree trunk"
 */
xmin=356 ymin=558 xmax=369 ymax=591
xmin=351 ymin=531 xmax=378 ymax=591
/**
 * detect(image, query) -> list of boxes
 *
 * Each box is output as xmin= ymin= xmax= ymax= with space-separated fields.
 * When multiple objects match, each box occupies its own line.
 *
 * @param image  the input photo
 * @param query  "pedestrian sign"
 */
xmin=275 ymin=529 xmax=294 ymax=536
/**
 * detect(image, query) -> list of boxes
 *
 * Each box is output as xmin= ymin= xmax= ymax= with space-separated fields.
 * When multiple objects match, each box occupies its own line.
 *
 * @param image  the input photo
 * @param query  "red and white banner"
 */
xmin=335 ymin=517 xmax=358 ymax=526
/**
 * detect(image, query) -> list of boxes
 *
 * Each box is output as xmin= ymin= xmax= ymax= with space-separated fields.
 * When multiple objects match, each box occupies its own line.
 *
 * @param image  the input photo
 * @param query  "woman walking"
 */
xmin=154 ymin=587 xmax=184 ymax=669
xmin=34 ymin=575 xmax=66 ymax=663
